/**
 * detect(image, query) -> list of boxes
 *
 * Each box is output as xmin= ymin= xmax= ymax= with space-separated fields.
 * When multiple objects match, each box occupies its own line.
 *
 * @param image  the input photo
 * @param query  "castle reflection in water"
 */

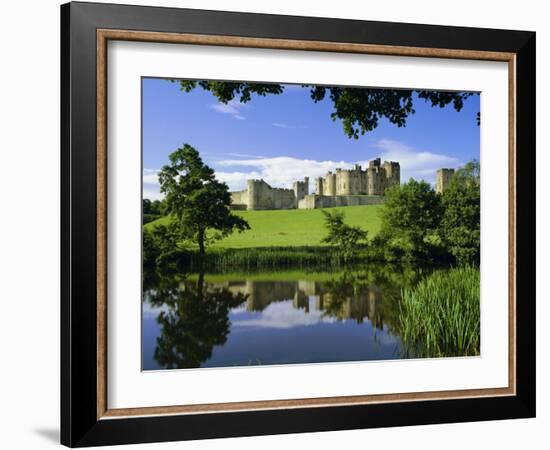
xmin=180 ymin=278 xmax=390 ymax=329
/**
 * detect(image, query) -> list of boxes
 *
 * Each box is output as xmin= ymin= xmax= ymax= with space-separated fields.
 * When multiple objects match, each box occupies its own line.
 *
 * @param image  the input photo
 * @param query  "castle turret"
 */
xmin=325 ymin=172 xmax=336 ymax=196
xmin=349 ymin=165 xmax=363 ymax=194
xmin=367 ymin=167 xmax=379 ymax=195
xmin=336 ymin=169 xmax=351 ymax=195
xmin=436 ymin=168 xmax=455 ymax=194
xmin=315 ymin=177 xmax=324 ymax=195
xmin=383 ymin=161 xmax=400 ymax=190
xmin=293 ymin=177 xmax=309 ymax=206
xmin=369 ymin=158 xmax=381 ymax=168
xmin=246 ymin=179 xmax=258 ymax=210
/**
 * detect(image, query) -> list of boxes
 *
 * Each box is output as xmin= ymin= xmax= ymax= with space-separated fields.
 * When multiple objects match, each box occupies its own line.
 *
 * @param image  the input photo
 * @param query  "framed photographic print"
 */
xmin=60 ymin=1 xmax=536 ymax=447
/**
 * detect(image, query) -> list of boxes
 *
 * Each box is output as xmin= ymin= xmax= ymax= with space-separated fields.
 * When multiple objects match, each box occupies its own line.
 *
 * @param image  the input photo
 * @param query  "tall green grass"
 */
xmin=399 ymin=266 xmax=480 ymax=358
xmin=174 ymin=246 xmax=372 ymax=272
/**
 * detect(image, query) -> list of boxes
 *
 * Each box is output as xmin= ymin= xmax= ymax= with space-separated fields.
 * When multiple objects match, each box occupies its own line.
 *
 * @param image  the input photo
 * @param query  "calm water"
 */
xmin=142 ymin=267 xmax=425 ymax=370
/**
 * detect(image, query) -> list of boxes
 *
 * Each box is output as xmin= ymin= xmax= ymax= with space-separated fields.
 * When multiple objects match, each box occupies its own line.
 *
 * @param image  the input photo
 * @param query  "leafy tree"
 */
xmin=441 ymin=160 xmax=480 ymax=265
xmin=158 ymin=144 xmax=250 ymax=255
xmin=321 ymin=210 xmax=368 ymax=264
xmin=451 ymin=159 xmax=480 ymax=186
xmin=143 ymin=198 xmax=153 ymax=214
xmin=143 ymin=221 xmax=188 ymax=271
xmin=143 ymin=198 xmax=164 ymax=215
xmin=143 ymin=198 xmax=166 ymax=224
xmin=172 ymin=80 xmax=478 ymax=139
xmin=379 ymin=179 xmax=444 ymax=260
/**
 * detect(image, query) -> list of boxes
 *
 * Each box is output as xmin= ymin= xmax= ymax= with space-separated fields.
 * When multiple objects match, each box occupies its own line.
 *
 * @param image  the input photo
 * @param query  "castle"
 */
xmin=230 ymin=157 xmax=400 ymax=210
xmin=435 ymin=168 xmax=455 ymax=194
xmin=315 ymin=158 xmax=400 ymax=196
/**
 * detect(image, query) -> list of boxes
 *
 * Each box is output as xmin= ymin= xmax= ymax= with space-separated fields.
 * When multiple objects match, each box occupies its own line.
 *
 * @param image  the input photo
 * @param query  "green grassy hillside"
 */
xmin=145 ymin=205 xmax=382 ymax=249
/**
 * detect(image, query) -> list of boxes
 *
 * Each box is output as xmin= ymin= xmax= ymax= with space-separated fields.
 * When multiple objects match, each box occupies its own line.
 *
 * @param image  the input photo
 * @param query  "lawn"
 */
xmin=144 ymin=205 xmax=383 ymax=249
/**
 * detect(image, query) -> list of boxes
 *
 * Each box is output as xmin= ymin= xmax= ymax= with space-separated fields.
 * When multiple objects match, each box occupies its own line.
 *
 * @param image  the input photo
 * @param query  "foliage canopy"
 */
xmin=441 ymin=160 xmax=480 ymax=265
xmin=378 ymin=179 xmax=444 ymax=261
xmin=172 ymin=80 xmax=478 ymax=139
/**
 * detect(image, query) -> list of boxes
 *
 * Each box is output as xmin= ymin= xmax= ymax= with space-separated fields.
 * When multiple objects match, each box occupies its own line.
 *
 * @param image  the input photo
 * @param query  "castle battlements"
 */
xmin=230 ymin=158 xmax=400 ymax=210
xmin=316 ymin=159 xmax=400 ymax=197
xmin=229 ymin=159 xmax=458 ymax=210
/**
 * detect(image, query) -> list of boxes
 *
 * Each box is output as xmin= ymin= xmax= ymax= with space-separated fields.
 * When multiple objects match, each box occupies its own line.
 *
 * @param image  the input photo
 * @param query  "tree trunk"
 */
xmin=197 ymin=271 xmax=205 ymax=299
xmin=197 ymin=228 xmax=205 ymax=255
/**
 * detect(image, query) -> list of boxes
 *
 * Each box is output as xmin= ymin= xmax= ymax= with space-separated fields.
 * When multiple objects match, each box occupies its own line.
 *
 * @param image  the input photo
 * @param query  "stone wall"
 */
xmin=230 ymin=179 xmax=297 ymax=210
xmin=248 ymin=180 xmax=296 ymax=210
xmin=315 ymin=177 xmax=323 ymax=195
xmin=230 ymin=189 xmax=248 ymax=208
xmin=230 ymin=178 xmax=310 ymax=210
xmin=324 ymin=172 xmax=336 ymax=196
xmin=335 ymin=169 xmax=351 ymax=195
xmin=292 ymin=177 xmax=309 ymax=205
xmin=298 ymin=194 xmax=385 ymax=209
xmin=315 ymin=159 xmax=400 ymax=196
xmin=436 ymin=168 xmax=455 ymax=194
xmin=383 ymin=161 xmax=400 ymax=189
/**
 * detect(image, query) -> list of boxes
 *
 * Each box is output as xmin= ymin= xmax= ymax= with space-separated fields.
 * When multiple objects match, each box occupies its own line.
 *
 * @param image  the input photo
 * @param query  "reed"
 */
xmin=399 ymin=266 xmax=480 ymax=358
xmin=177 ymin=246 xmax=373 ymax=271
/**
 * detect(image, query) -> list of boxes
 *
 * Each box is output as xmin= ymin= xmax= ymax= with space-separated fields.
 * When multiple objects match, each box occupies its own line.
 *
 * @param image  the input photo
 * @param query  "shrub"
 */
xmin=379 ymin=179 xmax=444 ymax=261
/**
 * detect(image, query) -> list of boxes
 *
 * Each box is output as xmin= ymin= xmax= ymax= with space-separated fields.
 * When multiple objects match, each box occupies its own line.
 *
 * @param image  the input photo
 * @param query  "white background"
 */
xmin=0 ymin=0 xmax=546 ymax=449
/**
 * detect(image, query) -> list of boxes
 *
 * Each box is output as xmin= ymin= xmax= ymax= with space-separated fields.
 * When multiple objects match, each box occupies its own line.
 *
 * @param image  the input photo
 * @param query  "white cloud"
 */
xmin=215 ymin=170 xmax=262 ymax=191
xmin=141 ymin=166 xmax=259 ymax=197
xmin=211 ymin=99 xmax=246 ymax=120
xmin=232 ymin=300 xmax=337 ymax=329
xmin=143 ymin=168 xmax=160 ymax=185
xmin=143 ymin=168 xmax=163 ymax=200
xmin=143 ymin=186 xmax=163 ymax=201
xmin=217 ymin=156 xmax=352 ymax=191
xmin=368 ymin=138 xmax=462 ymax=185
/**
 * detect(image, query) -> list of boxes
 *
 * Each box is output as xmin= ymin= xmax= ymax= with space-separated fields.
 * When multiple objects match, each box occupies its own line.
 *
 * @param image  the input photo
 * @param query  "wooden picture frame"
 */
xmin=61 ymin=1 xmax=535 ymax=446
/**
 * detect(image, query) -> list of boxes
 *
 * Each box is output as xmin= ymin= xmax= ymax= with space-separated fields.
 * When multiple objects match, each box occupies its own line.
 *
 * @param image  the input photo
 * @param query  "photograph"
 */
xmin=141 ymin=78 xmax=481 ymax=370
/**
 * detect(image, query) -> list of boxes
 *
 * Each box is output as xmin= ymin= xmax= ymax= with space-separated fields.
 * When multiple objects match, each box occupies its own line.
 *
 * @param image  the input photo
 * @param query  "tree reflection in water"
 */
xmin=317 ymin=266 xmax=421 ymax=333
xmin=147 ymin=272 xmax=247 ymax=369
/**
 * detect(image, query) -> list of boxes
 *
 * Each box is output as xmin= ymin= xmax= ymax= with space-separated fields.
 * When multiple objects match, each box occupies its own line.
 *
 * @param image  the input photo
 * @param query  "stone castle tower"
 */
xmin=315 ymin=158 xmax=400 ymax=196
xmin=435 ymin=168 xmax=455 ymax=194
xmin=293 ymin=177 xmax=309 ymax=206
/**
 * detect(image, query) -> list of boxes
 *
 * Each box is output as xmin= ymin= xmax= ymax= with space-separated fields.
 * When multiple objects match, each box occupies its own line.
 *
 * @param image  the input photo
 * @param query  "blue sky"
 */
xmin=142 ymin=78 xmax=480 ymax=200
